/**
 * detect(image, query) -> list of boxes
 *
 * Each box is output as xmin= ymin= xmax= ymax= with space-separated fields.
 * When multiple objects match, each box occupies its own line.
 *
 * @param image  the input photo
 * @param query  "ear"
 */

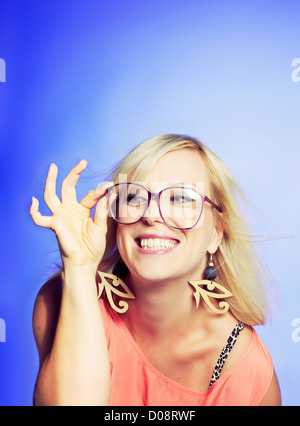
xmin=207 ymin=217 xmax=224 ymax=254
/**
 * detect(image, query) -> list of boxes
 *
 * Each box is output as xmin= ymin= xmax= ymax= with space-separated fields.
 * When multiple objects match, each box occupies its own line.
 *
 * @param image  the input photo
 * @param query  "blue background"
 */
xmin=0 ymin=0 xmax=299 ymax=406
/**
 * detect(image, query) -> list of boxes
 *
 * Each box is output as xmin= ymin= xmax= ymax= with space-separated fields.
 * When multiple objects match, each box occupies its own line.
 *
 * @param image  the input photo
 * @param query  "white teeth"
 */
xmin=139 ymin=238 xmax=178 ymax=250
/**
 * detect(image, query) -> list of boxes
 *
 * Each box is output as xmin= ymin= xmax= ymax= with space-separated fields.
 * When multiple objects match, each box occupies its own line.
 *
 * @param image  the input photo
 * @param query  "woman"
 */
xmin=30 ymin=134 xmax=281 ymax=406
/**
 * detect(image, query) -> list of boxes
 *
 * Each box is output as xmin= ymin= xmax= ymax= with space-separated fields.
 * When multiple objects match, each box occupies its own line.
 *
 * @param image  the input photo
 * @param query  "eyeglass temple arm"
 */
xmin=204 ymin=196 xmax=222 ymax=213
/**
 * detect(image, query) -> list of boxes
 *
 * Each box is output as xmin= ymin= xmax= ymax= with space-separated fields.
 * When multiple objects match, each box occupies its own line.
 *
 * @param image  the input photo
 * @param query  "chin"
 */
xmin=130 ymin=266 xmax=175 ymax=285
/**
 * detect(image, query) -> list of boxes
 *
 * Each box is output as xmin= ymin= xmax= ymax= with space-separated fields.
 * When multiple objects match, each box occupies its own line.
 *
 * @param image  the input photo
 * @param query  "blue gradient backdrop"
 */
xmin=0 ymin=0 xmax=299 ymax=405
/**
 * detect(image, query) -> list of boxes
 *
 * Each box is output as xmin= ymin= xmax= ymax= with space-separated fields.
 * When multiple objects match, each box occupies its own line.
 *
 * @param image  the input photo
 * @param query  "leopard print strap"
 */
xmin=208 ymin=321 xmax=246 ymax=389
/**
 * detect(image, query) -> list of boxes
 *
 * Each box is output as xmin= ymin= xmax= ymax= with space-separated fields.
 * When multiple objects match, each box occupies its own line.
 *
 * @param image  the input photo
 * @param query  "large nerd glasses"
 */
xmin=106 ymin=182 xmax=222 ymax=230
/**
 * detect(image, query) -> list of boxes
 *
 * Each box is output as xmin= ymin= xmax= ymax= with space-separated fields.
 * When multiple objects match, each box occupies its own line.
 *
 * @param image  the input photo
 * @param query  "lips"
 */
xmin=135 ymin=234 xmax=180 ymax=252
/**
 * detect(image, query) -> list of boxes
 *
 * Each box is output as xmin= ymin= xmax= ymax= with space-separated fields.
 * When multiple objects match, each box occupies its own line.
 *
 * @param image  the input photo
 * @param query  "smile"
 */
xmin=135 ymin=235 xmax=180 ymax=253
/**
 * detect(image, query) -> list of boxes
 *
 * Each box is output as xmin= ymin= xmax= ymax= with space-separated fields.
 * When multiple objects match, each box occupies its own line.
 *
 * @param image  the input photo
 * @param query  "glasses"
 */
xmin=107 ymin=183 xmax=221 ymax=230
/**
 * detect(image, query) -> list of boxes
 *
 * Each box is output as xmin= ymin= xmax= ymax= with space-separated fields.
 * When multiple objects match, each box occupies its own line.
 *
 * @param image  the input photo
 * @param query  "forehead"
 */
xmin=143 ymin=148 xmax=210 ymax=187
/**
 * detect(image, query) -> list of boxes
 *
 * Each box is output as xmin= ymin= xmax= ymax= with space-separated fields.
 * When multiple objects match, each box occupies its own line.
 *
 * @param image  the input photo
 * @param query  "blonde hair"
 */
xmin=99 ymin=134 xmax=273 ymax=326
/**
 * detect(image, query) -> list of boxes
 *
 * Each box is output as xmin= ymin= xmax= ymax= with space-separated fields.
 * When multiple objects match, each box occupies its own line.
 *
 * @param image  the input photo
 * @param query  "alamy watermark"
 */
xmin=292 ymin=318 xmax=300 ymax=343
xmin=96 ymin=176 xmax=207 ymax=228
xmin=0 ymin=58 xmax=6 ymax=83
xmin=0 ymin=318 xmax=6 ymax=342
xmin=291 ymin=58 xmax=300 ymax=83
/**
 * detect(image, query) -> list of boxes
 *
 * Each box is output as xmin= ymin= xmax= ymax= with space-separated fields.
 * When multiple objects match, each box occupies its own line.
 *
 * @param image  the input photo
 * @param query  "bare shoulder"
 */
xmin=232 ymin=322 xmax=253 ymax=351
xmin=218 ymin=320 xmax=253 ymax=374
xmin=32 ymin=273 xmax=62 ymax=364
xmin=220 ymin=321 xmax=281 ymax=405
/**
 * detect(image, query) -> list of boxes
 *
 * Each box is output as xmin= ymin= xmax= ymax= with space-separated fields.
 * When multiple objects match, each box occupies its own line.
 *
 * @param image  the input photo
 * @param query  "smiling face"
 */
xmin=116 ymin=148 xmax=223 ymax=286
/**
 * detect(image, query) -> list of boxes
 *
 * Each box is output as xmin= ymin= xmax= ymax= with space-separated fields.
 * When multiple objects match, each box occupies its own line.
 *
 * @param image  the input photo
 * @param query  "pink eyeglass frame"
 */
xmin=106 ymin=182 xmax=222 ymax=230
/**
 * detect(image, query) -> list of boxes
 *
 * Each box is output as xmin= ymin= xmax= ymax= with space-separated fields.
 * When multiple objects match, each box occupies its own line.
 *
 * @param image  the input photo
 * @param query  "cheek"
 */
xmin=116 ymin=226 xmax=132 ymax=264
xmin=186 ymin=234 xmax=208 ymax=264
xmin=185 ymin=224 xmax=214 ymax=264
xmin=116 ymin=227 xmax=125 ymax=253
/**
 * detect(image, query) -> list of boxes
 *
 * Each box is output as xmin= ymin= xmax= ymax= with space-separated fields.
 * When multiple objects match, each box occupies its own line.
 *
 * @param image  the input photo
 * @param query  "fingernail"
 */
xmin=31 ymin=196 xmax=38 ymax=206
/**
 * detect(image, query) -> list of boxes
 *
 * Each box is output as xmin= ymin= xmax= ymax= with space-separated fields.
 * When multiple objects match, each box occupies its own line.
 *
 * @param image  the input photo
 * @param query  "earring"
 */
xmin=96 ymin=270 xmax=135 ymax=314
xmin=189 ymin=254 xmax=233 ymax=314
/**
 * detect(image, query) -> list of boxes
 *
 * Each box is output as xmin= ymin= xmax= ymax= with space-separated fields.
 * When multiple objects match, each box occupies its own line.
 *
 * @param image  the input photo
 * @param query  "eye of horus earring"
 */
xmin=96 ymin=270 xmax=135 ymax=314
xmin=189 ymin=254 xmax=233 ymax=315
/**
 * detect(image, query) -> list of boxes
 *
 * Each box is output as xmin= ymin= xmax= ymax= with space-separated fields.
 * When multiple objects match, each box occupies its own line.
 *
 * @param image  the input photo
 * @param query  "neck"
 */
xmin=123 ymin=273 xmax=201 ymax=340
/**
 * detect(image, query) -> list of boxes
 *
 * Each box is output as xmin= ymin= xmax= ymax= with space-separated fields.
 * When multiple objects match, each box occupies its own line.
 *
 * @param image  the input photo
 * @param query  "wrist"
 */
xmin=62 ymin=263 xmax=98 ymax=289
xmin=61 ymin=264 xmax=100 ymax=303
xmin=62 ymin=261 xmax=98 ymax=276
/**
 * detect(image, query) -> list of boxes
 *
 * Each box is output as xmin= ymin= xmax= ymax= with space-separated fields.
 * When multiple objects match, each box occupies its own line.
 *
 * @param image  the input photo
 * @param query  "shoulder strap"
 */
xmin=208 ymin=322 xmax=245 ymax=389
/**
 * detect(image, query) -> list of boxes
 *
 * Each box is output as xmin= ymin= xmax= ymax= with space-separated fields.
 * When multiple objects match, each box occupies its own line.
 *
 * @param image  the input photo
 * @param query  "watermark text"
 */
xmin=96 ymin=177 xmax=206 ymax=229
xmin=291 ymin=318 xmax=300 ymax=343
xmin=291 ymin=58 xmax=300 ymax=83
xmin=0 ymin=318 xmax=6 ymax=342
xmin=0 ymin=58 xmax=6 ymax=83
xmin=103 ymin=409 xmax=196 ymax=423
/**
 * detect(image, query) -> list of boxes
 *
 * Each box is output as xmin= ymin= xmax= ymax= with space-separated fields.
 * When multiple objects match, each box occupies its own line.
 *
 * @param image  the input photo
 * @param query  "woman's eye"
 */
xmin=172 ymin=194 xmax=193 ymax=204
xmin=127 ymin=194 xmax=147 ymax=205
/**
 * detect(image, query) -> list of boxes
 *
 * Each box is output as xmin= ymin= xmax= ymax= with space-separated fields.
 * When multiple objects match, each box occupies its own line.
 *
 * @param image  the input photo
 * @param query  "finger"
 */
xmin=93 ymin=182 xmax=114 ymax=228
xmin=79 ymin=181 xmax=113 ymax=210
xmin=44 ymin=163 xmax=61 ymax=213
xmin=79 ymin=189 xmax=103 ymax=210
xmin=30 ymin=197 xmax=53 ymax=228
xmin=61 ymin=159 xmax=87 ymax=203
xmin=94 ymin=193 xmax=109 ymax=229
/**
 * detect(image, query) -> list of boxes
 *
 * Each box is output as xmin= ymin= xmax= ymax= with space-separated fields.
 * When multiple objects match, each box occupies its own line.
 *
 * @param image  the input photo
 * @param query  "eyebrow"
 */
xmin=141 ymin=181 xmax=204 ymax=191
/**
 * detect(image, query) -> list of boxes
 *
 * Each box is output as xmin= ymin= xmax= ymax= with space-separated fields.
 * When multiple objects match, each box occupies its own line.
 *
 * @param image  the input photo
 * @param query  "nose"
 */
xmin=141 ymin=193 xmax=163 ymax=226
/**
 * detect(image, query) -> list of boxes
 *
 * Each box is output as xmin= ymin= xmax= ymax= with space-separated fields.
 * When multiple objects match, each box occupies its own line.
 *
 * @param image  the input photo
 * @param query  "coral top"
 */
xmin=99 ymin=299 xmax=274 ymax=406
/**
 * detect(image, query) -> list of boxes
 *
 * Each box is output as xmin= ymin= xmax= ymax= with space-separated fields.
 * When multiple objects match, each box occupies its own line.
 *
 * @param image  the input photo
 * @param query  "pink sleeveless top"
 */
xmin=99 ymin=299 xmax=274 ymax=406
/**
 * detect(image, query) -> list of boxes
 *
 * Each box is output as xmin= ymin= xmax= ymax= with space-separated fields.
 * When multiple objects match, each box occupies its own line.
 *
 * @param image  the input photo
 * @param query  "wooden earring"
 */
xmin=189 ymin=255 xmax=233 ymax=314
xmin=96 ymin=271 xmax=135 ymax=314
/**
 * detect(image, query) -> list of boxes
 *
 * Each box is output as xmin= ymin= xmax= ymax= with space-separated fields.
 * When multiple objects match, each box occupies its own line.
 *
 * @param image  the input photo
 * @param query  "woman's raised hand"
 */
xmin=30 ymin=160 xmax=113 ymax=271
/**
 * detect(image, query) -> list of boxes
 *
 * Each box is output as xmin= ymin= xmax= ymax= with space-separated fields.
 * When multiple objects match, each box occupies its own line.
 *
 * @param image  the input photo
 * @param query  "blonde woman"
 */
xmin=30 ymin=134 xmax=281 ymax=406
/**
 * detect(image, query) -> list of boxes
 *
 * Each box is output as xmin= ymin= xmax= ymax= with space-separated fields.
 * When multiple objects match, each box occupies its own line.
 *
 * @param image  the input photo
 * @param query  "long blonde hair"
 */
xmin=99 ymin=134 xmax=272 ymax=326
